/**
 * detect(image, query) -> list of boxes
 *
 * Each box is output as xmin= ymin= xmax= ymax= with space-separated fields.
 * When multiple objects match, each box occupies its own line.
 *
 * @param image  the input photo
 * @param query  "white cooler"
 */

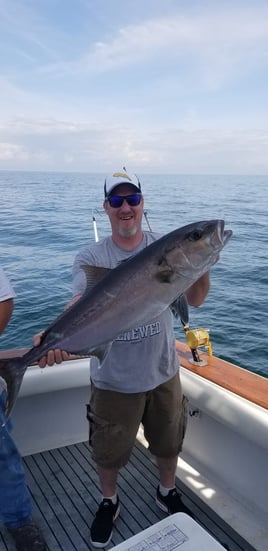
xmin=111 ymin=513 xmax=226 ymax=550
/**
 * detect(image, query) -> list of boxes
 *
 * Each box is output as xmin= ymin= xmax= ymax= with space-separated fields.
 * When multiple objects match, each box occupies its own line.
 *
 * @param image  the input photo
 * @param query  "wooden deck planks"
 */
xmin=0 ymin=440 xmax=257 ymax=551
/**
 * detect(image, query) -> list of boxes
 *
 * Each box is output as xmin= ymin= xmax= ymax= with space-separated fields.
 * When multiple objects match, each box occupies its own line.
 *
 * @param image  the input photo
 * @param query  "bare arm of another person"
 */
xmin=0 ymin=298 xmax=14 ymax=335
xmin=33 ymin=295 xmax=81 ymax=368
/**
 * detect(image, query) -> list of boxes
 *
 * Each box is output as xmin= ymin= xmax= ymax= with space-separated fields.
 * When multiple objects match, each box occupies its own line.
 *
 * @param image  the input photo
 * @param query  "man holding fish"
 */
xmin=33 ymin=170 xmax=231 ymax=548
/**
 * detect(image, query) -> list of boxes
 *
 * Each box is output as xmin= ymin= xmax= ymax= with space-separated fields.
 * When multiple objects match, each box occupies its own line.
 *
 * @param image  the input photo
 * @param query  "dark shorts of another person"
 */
xmin=86 ymin=372 xmax=188 ymax=469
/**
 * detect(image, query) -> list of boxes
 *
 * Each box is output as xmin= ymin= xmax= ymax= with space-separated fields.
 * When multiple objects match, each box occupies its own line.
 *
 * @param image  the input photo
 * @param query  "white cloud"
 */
xmin=2 ymin=117 xmax=83 ymax=136
xmin=0 ymin=142 xmax=29 ymax=160
xmin=1 ymin=122 xmax=268 ymax=174
xmin=40 ymin=7 xmax=268 ymax=86
xmin=0 ymin=2 xmax=268 ymax=173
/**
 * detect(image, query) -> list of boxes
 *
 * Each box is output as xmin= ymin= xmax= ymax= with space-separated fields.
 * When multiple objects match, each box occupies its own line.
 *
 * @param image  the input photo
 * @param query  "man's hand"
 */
xmin=33 ymin=332 xmax=69 ymax=368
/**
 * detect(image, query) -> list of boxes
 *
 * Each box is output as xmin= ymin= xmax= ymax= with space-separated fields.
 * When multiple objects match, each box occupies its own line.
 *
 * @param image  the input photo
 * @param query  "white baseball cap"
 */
xmin=104 ymin=170 xmax=142 ymax=197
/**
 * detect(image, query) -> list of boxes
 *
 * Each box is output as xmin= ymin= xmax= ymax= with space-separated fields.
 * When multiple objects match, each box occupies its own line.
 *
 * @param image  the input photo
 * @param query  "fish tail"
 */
xmin=0 ymin=357 xmax=26 ymax=418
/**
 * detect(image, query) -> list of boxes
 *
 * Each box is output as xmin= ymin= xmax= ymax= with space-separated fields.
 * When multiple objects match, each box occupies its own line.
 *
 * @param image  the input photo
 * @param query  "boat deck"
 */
xmin=0 ymin=439 xmax=257 ymax=551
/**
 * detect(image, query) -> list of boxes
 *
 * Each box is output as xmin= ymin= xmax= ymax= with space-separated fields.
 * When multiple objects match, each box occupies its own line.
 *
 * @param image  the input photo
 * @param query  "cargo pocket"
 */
xmin=177 ymin=394 xmax=189 ymax=453
xmin=86 ymin=403 xmax=93 ymax=446
xmin=181 ymin=394 xmax=189 ymax=441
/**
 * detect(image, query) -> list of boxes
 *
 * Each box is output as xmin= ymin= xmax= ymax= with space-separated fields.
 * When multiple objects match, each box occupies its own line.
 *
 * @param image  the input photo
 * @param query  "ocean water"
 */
xmin=0 ymin=171 xmax=267 ymax=378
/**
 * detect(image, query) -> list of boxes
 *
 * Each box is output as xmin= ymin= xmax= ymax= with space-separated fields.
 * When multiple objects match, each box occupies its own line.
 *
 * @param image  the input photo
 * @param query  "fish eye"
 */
xmin=188 ymin=229 xmax=203 ymax=241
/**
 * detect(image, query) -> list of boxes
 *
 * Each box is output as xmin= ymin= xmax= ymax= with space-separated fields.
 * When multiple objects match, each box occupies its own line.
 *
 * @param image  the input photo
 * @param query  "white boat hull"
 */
xmin=5 ymin=352 xmax=268 ymax=551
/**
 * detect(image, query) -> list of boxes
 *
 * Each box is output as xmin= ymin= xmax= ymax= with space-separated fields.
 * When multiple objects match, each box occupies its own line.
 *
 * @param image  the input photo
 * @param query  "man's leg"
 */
xmin=155 ymin=454 xmax=192 ymax=514
xmin=97 ymin=465 xmax=118 ymax=497
xmin=156 ymin=455 xmax=179 ymax=488
xmin=0 ymin=390 xmax=32 ymax=528
xmin=88 ymin=385 xmax=145 ymax=548
xmin=0 ymin=390 xmax=46 ymax=550
xmin=143 ymin=374 xmax=192 ymax=515
xmin=90 ymin=465 xmax=121 ymax=549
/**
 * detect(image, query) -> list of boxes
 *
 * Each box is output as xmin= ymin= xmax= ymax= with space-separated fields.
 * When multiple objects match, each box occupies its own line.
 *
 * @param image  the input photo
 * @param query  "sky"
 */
xmin=1 ymin=0 xmax=268 ymax=174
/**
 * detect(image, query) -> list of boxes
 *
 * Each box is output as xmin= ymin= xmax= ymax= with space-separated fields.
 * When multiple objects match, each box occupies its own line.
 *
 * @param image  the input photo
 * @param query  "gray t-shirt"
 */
xmin=72 ymin=232 xmax=179 ymax=393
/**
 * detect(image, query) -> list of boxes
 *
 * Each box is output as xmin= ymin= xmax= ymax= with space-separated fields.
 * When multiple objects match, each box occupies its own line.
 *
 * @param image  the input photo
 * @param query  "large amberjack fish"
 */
xmin=0 ymin=220 xmax=232 ymax=416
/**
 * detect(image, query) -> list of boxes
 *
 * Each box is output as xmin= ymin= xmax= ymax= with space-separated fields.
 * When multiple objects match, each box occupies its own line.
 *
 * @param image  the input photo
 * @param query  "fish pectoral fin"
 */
xmin=81 ymin=265 xmax=112 ymax=292
xmin=170 ymin=293 xmax=189 ymax=325
xmin=91 ymin=343 xmax=112 ymax=365
xmin=155 ymin=265 xmax=176 ymax=283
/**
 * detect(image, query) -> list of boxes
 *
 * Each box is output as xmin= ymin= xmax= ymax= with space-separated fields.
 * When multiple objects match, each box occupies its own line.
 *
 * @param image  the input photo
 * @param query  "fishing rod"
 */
xmin=92 ymin=210 xmax=99 ymax=242
xmin=143 ymin=210 xmax=152 ymax=231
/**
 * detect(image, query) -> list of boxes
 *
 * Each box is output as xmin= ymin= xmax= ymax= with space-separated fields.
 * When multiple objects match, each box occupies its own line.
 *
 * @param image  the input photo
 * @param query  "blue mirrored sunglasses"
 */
xmin=107 ymin=194 xmax=142 ymax=208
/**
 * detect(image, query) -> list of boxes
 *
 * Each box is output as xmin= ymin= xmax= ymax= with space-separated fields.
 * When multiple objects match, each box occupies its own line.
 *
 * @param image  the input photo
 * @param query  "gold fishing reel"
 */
xmin=175 ymin=293 xmax=212 ymax=367
xmin=183 ymin=326 xmax=212 ymax=367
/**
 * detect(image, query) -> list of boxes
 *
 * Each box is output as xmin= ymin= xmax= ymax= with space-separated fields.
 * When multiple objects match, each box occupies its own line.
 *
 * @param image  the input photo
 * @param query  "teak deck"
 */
xmin=0 ymin=440 xmax=256 ymax=551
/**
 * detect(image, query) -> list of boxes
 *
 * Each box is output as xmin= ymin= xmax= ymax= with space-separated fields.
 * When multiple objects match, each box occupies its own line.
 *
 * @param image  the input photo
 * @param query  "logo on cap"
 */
xmin=112 ymin=172 xmax=132 ymax=181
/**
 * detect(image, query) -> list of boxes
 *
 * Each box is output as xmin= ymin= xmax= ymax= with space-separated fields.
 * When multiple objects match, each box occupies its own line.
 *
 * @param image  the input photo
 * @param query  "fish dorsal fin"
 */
xmin=81 ymin=265 xmax=112 ymax=292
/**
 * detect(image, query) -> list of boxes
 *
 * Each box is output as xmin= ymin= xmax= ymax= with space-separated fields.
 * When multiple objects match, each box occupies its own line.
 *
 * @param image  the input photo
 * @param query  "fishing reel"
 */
xmin=184 ymin=327 xmax=212 ymax=366
xmin=175 ymin=294 xmax=212 ymax=367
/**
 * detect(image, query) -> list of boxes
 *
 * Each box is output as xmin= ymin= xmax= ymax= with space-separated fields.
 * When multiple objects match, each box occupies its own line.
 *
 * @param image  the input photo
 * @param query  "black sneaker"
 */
xmin=90 ymin=497 xmax=120 ymax=548
xmin=8 ymin=521 xmax=46 ymax=550
xmin=156 ymin=486 xmax=192 ymax=516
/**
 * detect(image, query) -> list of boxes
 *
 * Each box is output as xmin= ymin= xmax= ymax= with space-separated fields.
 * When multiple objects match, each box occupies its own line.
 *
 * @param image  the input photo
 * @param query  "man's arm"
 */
xmin=0 ymin=298 xmax=14 ymax=335
xmin=185 ymin=250 xmax=221 ymax=307
xmin=185 ymin=272 xmax=210 ymax=307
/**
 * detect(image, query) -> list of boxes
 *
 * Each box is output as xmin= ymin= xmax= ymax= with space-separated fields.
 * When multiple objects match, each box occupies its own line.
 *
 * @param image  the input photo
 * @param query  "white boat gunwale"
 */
xmin=0 ymin=343 xmax=267 ymax=551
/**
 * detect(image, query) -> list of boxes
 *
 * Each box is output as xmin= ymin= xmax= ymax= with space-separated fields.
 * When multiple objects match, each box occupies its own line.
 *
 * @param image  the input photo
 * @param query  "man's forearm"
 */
xmin=0 ymin=298 xmax=14 ymax=335
xmin=186 ymin=272 xmax=210 ymax=307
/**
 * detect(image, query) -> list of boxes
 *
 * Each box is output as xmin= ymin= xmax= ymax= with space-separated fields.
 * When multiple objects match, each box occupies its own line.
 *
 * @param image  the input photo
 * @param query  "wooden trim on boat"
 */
xmin=176 ymin=340 xmax=268 ymax=411
xmin=1 ymin=343 xmax=267 ymax=410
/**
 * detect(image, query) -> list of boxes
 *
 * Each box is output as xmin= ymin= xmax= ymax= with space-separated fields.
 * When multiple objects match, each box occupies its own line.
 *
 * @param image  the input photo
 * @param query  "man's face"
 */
xmin=103 ymin=184 xmax=144 ymax=238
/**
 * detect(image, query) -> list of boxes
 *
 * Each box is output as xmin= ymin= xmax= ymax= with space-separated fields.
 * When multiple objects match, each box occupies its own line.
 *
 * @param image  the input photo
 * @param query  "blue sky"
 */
xmin=1 ymin=0 xmax=268 ymax=174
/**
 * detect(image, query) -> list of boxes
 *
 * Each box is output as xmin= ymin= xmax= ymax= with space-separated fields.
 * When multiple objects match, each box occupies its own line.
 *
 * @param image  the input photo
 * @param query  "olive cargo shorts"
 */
xmin=87 ymin=372 xmax=188 ymax=469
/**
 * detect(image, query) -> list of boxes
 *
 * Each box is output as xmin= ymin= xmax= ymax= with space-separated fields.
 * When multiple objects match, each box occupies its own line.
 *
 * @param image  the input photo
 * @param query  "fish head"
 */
xmin=157 ymin=220 xmax=232 ymax=284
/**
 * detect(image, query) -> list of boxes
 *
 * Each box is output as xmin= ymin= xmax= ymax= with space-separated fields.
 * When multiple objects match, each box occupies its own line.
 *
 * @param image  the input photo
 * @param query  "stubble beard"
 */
xmin=117 ymin=224 xmax=139 ymax=238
